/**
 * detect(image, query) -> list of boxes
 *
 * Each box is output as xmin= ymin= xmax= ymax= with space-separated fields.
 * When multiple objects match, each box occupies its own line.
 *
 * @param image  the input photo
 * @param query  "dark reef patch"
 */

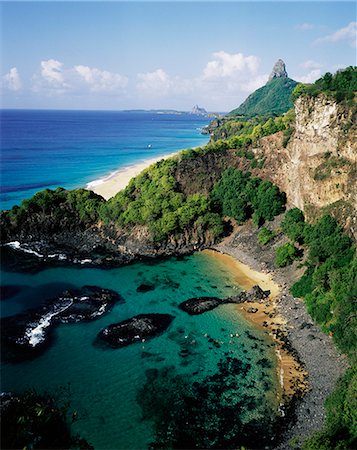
xmin=136 ymin=283 xmax=155 ymax=293
xmin=97 ymin=313 xmax=175 ymax=348
xmin=137 ymin=357 xmax=282 ymax=449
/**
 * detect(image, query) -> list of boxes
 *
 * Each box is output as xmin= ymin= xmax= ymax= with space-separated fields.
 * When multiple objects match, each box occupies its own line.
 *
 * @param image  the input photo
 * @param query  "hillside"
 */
xmin=1 ymin=66 xmax=356 ymax=450
xmin=229 ymin=59 xmax=298 ymax=117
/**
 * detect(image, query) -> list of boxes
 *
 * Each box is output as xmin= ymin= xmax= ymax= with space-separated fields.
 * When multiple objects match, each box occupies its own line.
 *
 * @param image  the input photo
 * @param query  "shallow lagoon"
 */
xmin=1 ymin=252 xmax=279 ymax=449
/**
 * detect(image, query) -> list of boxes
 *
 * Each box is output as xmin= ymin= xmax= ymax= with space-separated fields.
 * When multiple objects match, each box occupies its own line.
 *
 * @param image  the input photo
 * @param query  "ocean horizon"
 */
xmin=0 ymin=109 xmax=210 ymax=210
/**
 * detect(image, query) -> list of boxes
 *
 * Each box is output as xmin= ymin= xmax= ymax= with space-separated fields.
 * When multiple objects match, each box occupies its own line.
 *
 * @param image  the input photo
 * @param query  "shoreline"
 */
xmin=203 ymin=249 xmax=307 ymax=405
xmin=208 ymin=220 xmax=348 ymax=448
xmin=86 ymin=151 xmax=181 ymax=200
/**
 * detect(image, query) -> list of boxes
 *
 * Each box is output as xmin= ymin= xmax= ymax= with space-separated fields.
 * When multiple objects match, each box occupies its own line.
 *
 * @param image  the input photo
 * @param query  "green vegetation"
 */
xmin=229 ymin=77 xmax=298 ymax=117
xmin=281 ymin=208 xmax=306 ymax=243
xmin=280 ymin=210 xmax=356 ymax=449
xmin=210 ymin=168 xmax=286 ymax=226
xmin=99 ymin=158 xmax=223 ymax=241
xmin=4 ymin=188 xmax=103 ymax=234
xmin=210 ymin=110 xmax=295 ymax=145
xmin=1 ymin=387 xmax=92 ymax=449
xmin=275 ymin=242 xmax=301 ymax=267
xmin=258 ymin=227 xmax=275 ymax=245
xmin=290 ymin=214 xmax=355 ymax=353
xmin=292 ymin=66 xmax=357 ymax=104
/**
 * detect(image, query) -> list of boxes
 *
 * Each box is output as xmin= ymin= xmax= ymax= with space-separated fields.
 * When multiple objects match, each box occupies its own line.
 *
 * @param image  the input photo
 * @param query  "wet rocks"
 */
xmin=179 ymin=285 xmax=271 ymax=315
xmin=98 ymin=313 xmax=175 ymax=348
xmin=178 ymin=297 xmax=223 ymax=315
xmin=1 ymin=286 xmax=122 ymax=361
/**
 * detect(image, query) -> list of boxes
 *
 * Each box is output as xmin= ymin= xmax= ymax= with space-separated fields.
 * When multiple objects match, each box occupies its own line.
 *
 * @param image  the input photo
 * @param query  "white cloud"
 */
xmin=314 ymin=22 xmax=357 ymax=47
xmin=295 ymin=23 xmax=315 ymax=31
xmin=74 ymin=65 xmax=128 ymax=92
xmin=136 ymin=68 xmax=192 ymax=98
xmin=301 ymin=60 xmax=323 ymax=70
xmin=137 ymin=69 xmax=171 ymax=95
xmin=202 ymin=51 xmax=259 ymax=80
xmin=2 ymin=67 xmax=22 ymax=91
xmin=41 ymin=59 xmax=66 ymax=85
xmin=33 ymin=59 xmax=127 ymax=95
xmin=296 ymin=69 xmax=322 ymax=84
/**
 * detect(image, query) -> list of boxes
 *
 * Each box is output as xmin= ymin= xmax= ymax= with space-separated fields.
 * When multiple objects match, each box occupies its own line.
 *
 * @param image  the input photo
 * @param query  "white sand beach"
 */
xmin=86 ymin=151 xmax=180 ymax=199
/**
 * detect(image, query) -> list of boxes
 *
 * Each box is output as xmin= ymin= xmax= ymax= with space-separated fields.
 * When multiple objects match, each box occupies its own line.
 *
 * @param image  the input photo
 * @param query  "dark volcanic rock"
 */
xmin=98 ymin=314 xmax=175 ymax=348
xmin=1 ymin=286 xmax=122 ymax=362
xmin=178 ymin=297 xmax=223 ymax=315
xmin=136 ymin=283 xmax=155 ymax=293
xmin=246 ymin=285 xmax=270 ymax=302
xmin=179 ymin=285 xmax=271 ymax=315
xmin=57 ymin=286 xmax=122 ymax=323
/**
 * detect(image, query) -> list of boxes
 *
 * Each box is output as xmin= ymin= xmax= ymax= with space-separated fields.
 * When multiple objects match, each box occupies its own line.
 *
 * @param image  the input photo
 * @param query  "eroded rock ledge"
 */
xmin=2 ymin=285 xmax=122 ymax=362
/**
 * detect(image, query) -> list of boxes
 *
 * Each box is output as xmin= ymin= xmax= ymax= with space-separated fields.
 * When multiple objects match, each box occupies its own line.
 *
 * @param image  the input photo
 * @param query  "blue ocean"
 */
xmin=0 ymin=109 xmax=210 ymax=210
xmin=1 ymin=110 xmax=280 ymax=449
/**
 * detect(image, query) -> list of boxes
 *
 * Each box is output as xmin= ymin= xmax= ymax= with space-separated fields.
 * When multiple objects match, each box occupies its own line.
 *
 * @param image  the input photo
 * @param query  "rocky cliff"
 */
xmin=251 ymin=94 xmax=357 ymax=238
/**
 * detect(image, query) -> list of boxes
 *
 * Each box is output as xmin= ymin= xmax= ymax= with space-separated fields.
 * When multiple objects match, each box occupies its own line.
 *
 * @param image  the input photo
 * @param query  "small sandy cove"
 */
xmin=203 ymin=249 xmax=308 ymax=402
xmin=86 ymin=152 xmax=179 ymax=200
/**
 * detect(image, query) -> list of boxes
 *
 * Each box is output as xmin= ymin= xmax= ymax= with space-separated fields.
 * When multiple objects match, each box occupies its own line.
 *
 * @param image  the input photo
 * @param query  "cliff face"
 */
xmin=254 ymin=95 xmax=357 ymax=238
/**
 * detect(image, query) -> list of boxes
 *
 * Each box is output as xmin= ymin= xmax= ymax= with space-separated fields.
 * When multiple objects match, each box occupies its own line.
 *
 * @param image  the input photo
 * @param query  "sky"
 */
xmin=1 ymin=1 xmax=356 ymax=111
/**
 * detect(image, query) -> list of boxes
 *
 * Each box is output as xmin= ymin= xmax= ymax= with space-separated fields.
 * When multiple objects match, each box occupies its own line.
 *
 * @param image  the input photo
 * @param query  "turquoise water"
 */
xmin=1 ymin=252 xmax=279 ymax=449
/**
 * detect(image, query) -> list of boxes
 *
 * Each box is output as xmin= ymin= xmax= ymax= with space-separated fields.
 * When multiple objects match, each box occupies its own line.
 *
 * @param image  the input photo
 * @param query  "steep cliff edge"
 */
xmin=251 ymin=94 xmax=357 ymax=239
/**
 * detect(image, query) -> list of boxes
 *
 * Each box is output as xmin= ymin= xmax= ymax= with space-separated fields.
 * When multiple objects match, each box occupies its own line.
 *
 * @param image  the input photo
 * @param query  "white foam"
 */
xmin=80 ymin=259 xmax=92 ymax=264
xmin=91 ymin=304 xmax=106 ymax=317
xmin=25 ymin=299 xmax=73 ymax=347
xmin=5 ymin=241 xmax=44 ymax=258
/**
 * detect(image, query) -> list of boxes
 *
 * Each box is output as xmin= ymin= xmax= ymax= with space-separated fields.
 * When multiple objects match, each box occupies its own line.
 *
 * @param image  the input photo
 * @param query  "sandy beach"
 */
xmin=209 ymin=219 xmax=348 ymax=448
xmin=203 ymin=249 xmax=307 ymax=403
xmin=86 ymin=151 xmax=180 ymax=200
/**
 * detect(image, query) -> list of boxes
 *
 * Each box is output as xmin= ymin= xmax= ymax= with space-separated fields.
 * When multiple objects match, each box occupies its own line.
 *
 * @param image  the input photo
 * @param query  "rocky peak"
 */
xmin=191 ymin=105 xmax=207 ymax=115
xmin=268 ymin=59 xmax=288 ymax=82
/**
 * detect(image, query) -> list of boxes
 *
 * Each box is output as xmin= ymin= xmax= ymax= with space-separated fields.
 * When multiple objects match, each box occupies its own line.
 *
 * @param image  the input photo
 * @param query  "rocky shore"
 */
xmin=211 ymin=217 xmax=349 ymax=447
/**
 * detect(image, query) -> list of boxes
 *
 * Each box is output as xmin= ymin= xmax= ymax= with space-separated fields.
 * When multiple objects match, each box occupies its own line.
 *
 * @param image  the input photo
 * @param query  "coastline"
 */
xmin=86 ymin=151 xmax=180 ymax=200
xmin=208 ymin=220 xmax=348 ymax=447
xmin=203 ymin=249 xmax=307 ymax=404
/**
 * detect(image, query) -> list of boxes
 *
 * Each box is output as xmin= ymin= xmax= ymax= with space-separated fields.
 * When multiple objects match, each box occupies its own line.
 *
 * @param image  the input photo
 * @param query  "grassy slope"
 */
xmin=229 ymin=77 xmax=298 ymax=117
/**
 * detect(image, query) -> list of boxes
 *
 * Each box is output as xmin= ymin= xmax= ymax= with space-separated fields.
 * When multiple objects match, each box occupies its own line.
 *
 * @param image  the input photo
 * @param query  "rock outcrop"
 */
xmin=254 ymin=94 xmax=357 ymax=239
xmin=268 ymin=59 xmax=288 ymax=81
xmin=178 ymin=286 xmax=270 ymax=315
xmin=2 ymin=286 xmax=122 ymax=361
xmin=98 ymin=313 xmax=175 ymax=348
xmin=190 ymin=105 xmax=207 ymax=115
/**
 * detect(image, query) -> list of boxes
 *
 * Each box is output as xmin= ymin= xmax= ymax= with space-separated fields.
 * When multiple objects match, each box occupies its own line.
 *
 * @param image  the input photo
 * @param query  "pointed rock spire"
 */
xmin=268 ymin=59 xmax=288 ymax=82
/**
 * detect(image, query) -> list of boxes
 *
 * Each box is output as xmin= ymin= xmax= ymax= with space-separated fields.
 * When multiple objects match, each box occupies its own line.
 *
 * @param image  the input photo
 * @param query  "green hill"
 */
xmin=229 ymin=77 xmax=298 ymax=117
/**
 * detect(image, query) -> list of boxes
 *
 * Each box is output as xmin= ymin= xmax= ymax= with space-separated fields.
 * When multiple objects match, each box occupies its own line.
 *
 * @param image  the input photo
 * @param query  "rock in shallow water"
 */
xmin=178 ymin=285 xmax=271 ymax=315
xmin=1 ymin=286 xmax=122 ymax=361
xmin=98 ymin=313 xmax=175 ymax=348
xmin=178 ymin=297 xmax=223 ymax=315
xmin=136 ymin=283 xmax=155 ymax=293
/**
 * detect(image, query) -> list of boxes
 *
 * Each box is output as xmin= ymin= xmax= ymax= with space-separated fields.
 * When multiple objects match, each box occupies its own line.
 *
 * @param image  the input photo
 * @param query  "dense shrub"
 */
xmin=292 ymin=66 xmax=357 ymax=104
xmin=210 ymin=168 xmax=286 ymax=226
xmin=258 ymin=227 xmax=275 ymax=245
xmin=281 ymin=208 xmax=306 ymax=243
xmin=275 ymin=242 xmax=300 ymax=267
